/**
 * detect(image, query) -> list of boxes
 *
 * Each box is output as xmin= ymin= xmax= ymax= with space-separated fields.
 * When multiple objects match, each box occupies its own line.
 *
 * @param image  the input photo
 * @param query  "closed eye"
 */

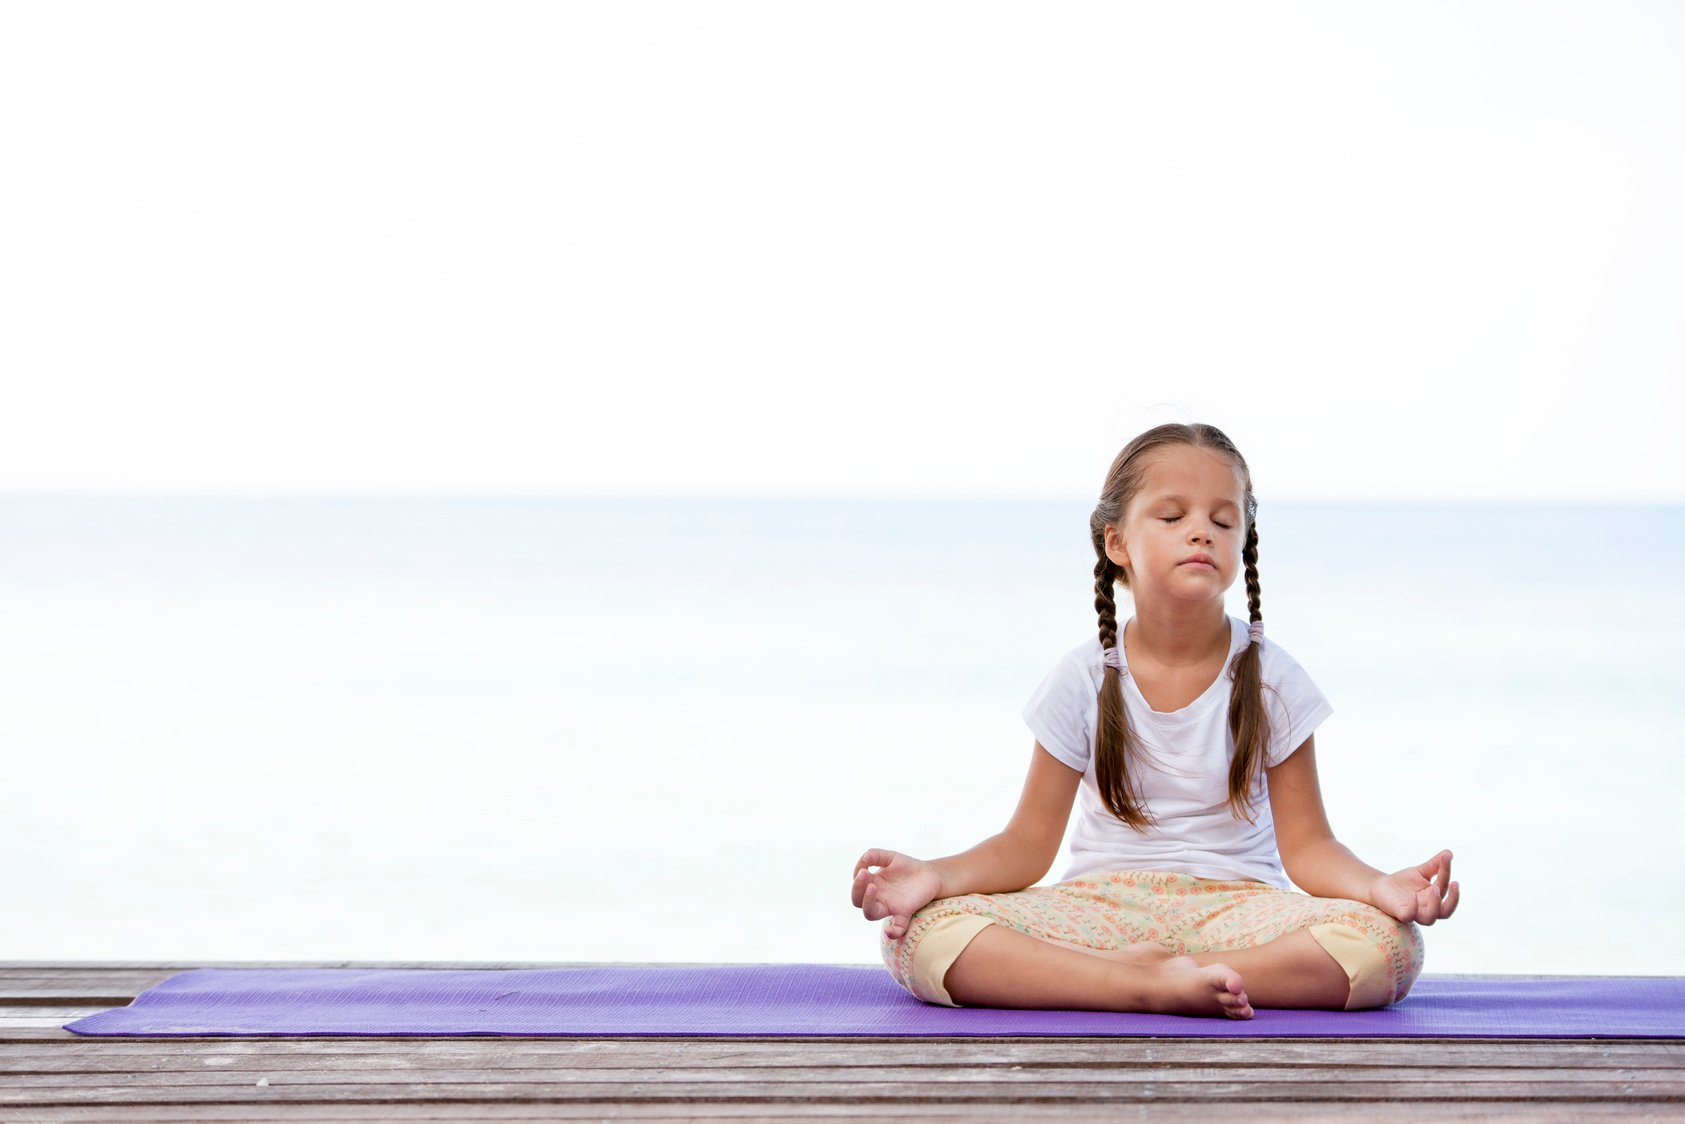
xmin=1162 ymin=516 xmax=1235 ymax=530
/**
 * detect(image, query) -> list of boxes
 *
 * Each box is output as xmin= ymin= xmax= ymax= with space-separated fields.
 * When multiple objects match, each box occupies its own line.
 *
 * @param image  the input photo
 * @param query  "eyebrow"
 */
xmin=1152 ymin=494 xmax=1240 ymax=509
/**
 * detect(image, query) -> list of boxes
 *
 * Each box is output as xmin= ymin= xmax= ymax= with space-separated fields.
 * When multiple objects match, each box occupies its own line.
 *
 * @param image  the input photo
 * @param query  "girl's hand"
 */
xmin=1369 ymin=849 xmax=1460 ymax=925
xmin=851 ymin=848 xmax=945 ymax=941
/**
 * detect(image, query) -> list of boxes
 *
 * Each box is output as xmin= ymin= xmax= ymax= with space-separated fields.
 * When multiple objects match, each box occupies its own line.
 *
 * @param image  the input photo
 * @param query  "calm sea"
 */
xmin=2 ymin=497 xmax=1680 ymax=974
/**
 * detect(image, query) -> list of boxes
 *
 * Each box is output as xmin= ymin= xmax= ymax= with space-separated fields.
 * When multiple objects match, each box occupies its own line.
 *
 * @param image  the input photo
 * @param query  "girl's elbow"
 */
xmin=1009 ymin=836 xmax=1058 ymax=890
xmin=1276 ymin=833 xmax=1337 ymax=882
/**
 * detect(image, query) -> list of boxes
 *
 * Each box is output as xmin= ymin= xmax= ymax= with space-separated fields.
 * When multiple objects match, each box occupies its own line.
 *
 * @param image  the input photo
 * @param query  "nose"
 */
xmin=1188 ymin=523 xmax=1213 ymax=545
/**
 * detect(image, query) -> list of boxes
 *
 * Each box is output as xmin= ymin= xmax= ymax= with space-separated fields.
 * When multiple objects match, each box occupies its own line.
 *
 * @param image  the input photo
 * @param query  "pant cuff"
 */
xmin=1308 ymin=921 xmax=1395 ymax=1009
xmin=908 ymin=913 xmax=998 ymax=1007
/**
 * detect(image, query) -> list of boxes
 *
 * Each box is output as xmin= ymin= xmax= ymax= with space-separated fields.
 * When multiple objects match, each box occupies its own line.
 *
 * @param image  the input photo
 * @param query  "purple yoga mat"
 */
xmin=62 ymin=965 xmax=1684 ymax=1038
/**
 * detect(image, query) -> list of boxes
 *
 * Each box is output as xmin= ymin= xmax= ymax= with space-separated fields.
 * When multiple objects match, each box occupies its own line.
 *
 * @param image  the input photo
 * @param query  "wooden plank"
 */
xmin=0 ymin=964 xmax=730 ymax=1005
xmin=0 ymin=986 xmax=164 ymax=1004
xmin=1 ymin=1048 xmax=1677 ymax=1076
xmin=2 ymin=1105 xmax=1667 ymax=1122
xmin=7 ymin=1035 xmax=1684 ymax=1074
xmin=8 ymin=1036 xmax=1684 ymax=1064
xmin=0 ymin=1077 xmax=1682 ymax=1105
xmin=0 ymin=962 xmax=723 ymax=968
xmin=3 ymin=1071 xmax=1685 ymax=1098
xmin=9 ymin=1044 xmax=1685 ymax=1078
xmin=0 ymin=1019 xmax=96 ymax=1030
xmin=0 ymin=962 xmax=724 ymax=979
xmin=2 ymin=1106 xmax=1683 ymax=1123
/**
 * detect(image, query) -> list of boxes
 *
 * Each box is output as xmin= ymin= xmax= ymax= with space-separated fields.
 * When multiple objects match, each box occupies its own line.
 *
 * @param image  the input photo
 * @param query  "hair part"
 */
xmin=1087 ymin=422 xmax=1269 ymax=828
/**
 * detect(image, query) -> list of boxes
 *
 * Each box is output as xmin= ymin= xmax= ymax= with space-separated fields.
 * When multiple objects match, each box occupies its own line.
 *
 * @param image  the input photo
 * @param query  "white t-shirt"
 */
xmin=1022 ymin=614 xmax=1333 ymax=889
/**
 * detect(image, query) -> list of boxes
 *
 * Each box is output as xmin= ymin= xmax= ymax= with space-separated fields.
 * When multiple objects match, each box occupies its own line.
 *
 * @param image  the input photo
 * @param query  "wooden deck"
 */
xmin=2 ymin=962 xmax=1681 ymax=1121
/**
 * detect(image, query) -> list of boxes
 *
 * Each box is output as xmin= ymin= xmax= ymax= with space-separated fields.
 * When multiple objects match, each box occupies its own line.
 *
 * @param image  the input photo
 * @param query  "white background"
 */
xmin=3 ymin=1 xmax=1682 ymax=502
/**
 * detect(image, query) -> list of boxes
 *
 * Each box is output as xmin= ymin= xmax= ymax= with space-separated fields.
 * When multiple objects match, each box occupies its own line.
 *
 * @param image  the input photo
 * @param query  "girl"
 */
xmin=850 ymin=423 xmax=1459 ymax=1018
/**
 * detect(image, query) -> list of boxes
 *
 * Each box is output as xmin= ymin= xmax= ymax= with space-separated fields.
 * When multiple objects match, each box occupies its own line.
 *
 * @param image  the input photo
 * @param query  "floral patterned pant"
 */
xmin=880 ymin=868 xmax=1424 ymax=1010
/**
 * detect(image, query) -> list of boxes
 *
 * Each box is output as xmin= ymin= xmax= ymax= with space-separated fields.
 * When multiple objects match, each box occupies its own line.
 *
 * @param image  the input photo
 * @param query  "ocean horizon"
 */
xmin=2 ymin=495 xmax=1680 ymax=974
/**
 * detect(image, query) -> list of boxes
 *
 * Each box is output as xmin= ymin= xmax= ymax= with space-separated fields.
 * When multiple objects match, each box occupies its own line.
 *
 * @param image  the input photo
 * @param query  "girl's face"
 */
xmin=1105 ymin=444 xmax=1248 ymax=607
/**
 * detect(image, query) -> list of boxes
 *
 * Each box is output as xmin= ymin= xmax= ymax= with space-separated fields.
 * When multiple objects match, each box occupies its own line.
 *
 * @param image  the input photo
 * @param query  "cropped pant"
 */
xmin=880 ymin=868 xmax=1424 ymax=1010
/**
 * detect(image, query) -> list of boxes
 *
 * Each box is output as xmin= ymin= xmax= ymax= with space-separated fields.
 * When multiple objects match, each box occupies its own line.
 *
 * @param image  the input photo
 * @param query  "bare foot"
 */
xmin=1149 ymin=956 xmax=1252 ymax=1019
xmin=1038 ymin=935 xmax=1252 ymax=1018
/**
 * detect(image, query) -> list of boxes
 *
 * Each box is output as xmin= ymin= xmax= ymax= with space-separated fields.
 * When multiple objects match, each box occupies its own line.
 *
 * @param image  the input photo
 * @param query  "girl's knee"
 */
xmin=1308 ymin=904 xmax=1424 ymax=1010
xmin=878 ymin=898 xmax=1006 ymax=1008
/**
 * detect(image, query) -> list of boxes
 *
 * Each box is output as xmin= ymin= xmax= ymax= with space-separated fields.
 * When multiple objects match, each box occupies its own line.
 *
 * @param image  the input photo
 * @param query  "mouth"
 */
xmin=1180 ymin=555 xmax=1216 ymax=569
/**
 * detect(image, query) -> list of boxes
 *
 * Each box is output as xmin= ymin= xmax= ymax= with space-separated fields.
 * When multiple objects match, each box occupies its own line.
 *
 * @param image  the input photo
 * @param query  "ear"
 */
xmin=1103 ymin=523 xmax=1129 ymax=572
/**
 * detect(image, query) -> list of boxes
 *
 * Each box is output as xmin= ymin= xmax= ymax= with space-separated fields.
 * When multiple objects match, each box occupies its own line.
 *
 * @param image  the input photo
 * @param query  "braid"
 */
xmin=1225 ymin=510 xmax=1270 ymax=821
xmin=1092 ymin=555 xmax=1119 ymax=650
xmin=1089 ymin=536 xmax=1152 ymax=830
xmin=1242 ymin=518 xmax=1261 ymax=625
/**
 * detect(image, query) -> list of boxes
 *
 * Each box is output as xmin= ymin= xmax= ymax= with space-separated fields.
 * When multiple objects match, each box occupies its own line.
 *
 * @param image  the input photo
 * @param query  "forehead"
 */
xmin=1136 ymin=445 xmax=1245 ymax=506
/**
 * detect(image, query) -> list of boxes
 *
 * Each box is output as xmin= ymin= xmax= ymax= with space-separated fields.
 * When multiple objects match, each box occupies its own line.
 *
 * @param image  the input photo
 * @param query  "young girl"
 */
xmin=851 ymin=423 xmax=1460 ymax=1018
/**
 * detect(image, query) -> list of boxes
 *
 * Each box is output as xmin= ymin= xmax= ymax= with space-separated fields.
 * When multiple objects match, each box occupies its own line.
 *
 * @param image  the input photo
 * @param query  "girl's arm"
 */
xmin=1267 ymin=735 xmax=1460 ymax=924
xmin=935 ymin=742 xmax=1083 ymax=897
xmin=854 ymin=742 xmax=1082 ymax=940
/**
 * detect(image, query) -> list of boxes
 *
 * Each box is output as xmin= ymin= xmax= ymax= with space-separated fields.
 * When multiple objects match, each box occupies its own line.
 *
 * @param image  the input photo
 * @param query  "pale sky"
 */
xmin=2 ymin=2 xmax=1681 ymax=502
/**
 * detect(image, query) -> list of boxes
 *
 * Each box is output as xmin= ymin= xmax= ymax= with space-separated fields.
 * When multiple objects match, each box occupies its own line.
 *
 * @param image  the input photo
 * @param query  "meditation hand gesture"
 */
xmin=1369 ymin=849 xmax=1460 ymax=925
xmin=852 ymin=848 xmax=944 ymax=941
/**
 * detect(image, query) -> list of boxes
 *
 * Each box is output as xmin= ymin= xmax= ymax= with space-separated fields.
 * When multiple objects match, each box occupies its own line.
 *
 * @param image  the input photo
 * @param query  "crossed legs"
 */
xmin=885 ymin=871 xmax=1421 ymax=1014
xmin=941 ymin=921 xmax=1255 ymax=1018
xmin=1035 ymin=928 xmax=1352 ymax=1008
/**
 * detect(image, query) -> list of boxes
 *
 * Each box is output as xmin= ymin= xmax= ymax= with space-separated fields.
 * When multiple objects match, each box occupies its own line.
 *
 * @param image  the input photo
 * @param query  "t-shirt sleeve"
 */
xmin=1263 ymin=645 xmax=1334 ymax=768
xmin=1021 ymin=650 xmax=1097 ymax=774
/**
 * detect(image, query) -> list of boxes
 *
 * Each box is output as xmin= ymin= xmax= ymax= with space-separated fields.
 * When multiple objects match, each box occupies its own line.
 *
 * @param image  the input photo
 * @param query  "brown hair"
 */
xmin=1088 ymin=422 xmax=1268 ymax=829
